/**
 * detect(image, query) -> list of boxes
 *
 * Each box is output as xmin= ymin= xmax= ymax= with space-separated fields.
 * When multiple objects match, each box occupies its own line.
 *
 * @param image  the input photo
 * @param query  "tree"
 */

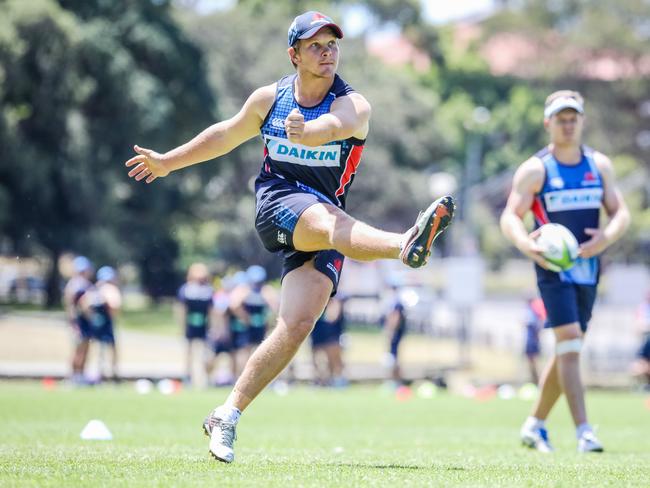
xmin=0 ymin=0 xmax=216 ymax=305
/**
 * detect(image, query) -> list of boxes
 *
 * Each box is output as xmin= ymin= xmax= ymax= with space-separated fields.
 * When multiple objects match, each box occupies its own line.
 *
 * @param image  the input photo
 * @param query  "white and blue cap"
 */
xmin=97 ymin=266 xmax=116 ymax=282
xmin=288 ymin=11 xmax=343 ymax=47
xmin=544 ymin=95 xmax=584 ymax=119
xmin=246 ymin=265 xmax=267 ymax=284
xmin=73 ymin=256 xmax=93 ymax=273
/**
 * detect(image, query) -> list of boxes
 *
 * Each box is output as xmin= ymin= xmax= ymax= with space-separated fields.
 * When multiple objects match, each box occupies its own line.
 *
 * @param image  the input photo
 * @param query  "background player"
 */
xmin=176 ymin=263 xmax=214 ymax=386
xmin=63 ymin=256 xmax=94 ymax=384
xmin=524 ymin=296 xmax=546 ymax=385
xmin=383 ymin=283 xmax=407 ymax=386
xmin=94 ymin=266 xmax=121 ymax=381
xmin=501 ymin=90 xmax=630 ymax=452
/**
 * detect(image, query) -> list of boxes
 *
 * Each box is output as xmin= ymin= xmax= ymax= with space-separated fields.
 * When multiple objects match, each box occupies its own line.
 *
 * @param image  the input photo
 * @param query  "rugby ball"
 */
xmin=536 ymin=223 xmax=579 ymax=271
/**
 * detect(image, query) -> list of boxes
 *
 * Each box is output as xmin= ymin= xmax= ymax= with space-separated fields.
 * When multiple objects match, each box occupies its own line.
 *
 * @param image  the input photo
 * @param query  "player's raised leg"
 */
xmin=203 ymin=260 xmax=332 ymax=463
xmin=293 ymin=196 xmax=455 ymax=268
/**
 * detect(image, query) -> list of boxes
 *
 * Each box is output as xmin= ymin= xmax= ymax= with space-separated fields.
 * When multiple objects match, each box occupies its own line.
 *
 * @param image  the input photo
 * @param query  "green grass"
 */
xmin=1 ymin=382 xmax=649 ymax=487
xmin=119 ymin=305 xmax=178 ymax=335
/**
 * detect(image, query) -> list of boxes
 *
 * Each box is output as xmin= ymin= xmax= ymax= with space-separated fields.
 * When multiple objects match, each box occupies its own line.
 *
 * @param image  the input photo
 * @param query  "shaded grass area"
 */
xmin=1 ymin=382 xmax=649 ymax=487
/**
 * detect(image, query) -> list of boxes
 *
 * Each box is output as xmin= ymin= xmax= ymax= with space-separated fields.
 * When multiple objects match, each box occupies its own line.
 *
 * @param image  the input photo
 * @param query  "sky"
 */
xmin=422 ymin=0 xmax=495 ymax=24
xmin=178 ymin=0 xmax=497 ymax=29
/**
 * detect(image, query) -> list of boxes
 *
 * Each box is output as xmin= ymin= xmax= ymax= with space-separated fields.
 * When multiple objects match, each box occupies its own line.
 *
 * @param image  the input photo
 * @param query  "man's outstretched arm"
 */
xmin=126 ymin=84 xmax=275 ymax=183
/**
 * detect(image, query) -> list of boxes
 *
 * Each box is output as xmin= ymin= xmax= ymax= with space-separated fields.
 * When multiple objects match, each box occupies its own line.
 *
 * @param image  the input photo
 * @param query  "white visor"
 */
xmin=544 ymin=97 xmax=584 ymax=119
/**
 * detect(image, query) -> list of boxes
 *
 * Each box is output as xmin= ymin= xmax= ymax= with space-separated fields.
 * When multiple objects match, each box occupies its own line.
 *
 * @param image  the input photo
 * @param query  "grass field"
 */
xmin=1 ymin=382 xmax=649 ymax=487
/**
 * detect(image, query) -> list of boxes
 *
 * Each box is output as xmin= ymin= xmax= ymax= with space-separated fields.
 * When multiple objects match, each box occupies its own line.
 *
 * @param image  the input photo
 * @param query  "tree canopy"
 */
xmin=1 ymin=0 xmax=648 ymax=305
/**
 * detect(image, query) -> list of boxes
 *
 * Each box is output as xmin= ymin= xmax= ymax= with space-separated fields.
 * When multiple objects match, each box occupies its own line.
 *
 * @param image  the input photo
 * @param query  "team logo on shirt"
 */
xmin=544 ymin=188 xmax=603 ymax=211
xmin=581 ymin=171 xmax=600 ymax=186
xmin=549 ymin=177 xmax=564 ymax=189
xmin=265 ymin=135 xmax=341 ymax=167
xmin=271 ymin=118 xmax=285 ymax=129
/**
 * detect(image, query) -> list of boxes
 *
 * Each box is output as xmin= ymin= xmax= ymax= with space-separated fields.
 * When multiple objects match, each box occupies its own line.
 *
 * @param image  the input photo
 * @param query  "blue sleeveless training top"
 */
xmin=531 ymin=145 xmax=604 ymax=285
xmin=257 ymin=73 xmax=365 ymax=209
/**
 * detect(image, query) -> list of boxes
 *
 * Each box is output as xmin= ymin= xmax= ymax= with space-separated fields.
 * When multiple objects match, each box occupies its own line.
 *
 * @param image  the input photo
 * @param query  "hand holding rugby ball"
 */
xmin=535 ymin=223 xmax=579 ymax=272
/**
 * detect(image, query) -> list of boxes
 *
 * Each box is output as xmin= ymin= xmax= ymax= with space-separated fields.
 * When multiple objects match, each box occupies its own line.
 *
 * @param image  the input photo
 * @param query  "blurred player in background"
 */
xmin=524 ymin=296 xmax=546 ymax=385
xmin=78 ymin=266 xmax=121 ymax=382
xmin=176 ymin=263 xmax=214 ymax=386
xmin=501 ymin=90 xmax=630 ymax=453
xmin=63 ymin=256 xmax=94 ymax=384
xmin=228 ymin=265 xmax=278 ymax=356
xmin=383 ymin=283 xmax=407 ymax=386
xmin=631 ymin=291 xmax=650 ymax=390
xmin=310 ymin=295 xmax=346 ymax=387
xmin=95 ymin=266 xmax=121 ymax=381
xmin=225 ymin=270 xmax=252 ymax=378
xmin=126 ymin=10 xmax=454 ymax=463
xmin=208 ymin=276 xmax=236 ymax=386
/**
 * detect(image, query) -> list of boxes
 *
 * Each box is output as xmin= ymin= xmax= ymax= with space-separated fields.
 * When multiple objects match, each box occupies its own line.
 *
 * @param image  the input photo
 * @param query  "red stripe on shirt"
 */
xmin=531 ymin=196 xmax=550 ymax=226
xmin=335 ymin=145 xmax=364 ymax=198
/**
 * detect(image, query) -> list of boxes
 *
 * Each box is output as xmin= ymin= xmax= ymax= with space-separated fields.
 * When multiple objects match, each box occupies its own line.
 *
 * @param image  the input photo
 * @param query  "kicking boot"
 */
xmin=400 ymin=195 xmax=455 ymax=268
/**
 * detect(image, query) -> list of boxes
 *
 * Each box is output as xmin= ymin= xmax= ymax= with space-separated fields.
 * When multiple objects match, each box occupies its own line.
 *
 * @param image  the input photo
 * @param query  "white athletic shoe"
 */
xmin=203 ymin=410 xmax=237 ymax=463
xmin=521 ymin=425 xmax=554 ymax=453
xmin=577 ymin=431 xmax=604 ymax=453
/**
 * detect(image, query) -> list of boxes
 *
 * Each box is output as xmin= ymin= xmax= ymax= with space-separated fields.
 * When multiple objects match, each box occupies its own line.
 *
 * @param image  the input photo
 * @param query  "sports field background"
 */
xmin=1 ymin=382 xmax=648 ymax=487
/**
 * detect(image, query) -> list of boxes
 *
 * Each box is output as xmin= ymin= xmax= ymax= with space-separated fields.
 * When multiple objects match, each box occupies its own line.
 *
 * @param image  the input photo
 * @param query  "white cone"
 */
xmin=80 ymin=419 xmax=113 ymax=440
xmin=135 ymin=378 xmax=154 ymax=395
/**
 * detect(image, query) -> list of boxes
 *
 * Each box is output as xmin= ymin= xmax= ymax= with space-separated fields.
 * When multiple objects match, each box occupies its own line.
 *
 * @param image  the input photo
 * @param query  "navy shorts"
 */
xmin=389 ymin=325 xmax=406 ymax=358
xmin=212 ymin=338 xmax=232 ymax=354
xmin=311 ymin=320 xmax=337 ymax=348
xmin=185 ymin=325 xmax=207 ymax=340
xmin=248 ymin=326 xmax=266 ymax=345
xmin=230 ymin=330 xmax=249 ymax=350
xmin=255 ymin=177 xmax=344 ymax=295
xmin=638 ymin=334 xmax=650 ymax=361
xmin=95 ymin=325 xmax=115 ymax=345
xmin=538 ymin=281 xmax=597 ymax=333
xmin=525 ymin=338 xmax=540 ymax=356
xmin=76 ymin=317 xmax=94 ymax=341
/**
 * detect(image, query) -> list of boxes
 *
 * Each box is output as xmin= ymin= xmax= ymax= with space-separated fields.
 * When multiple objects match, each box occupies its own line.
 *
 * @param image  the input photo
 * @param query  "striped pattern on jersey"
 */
xmin=531 ymin=145 xmax=603 ymax=285
xmin=259 ymin=73 xmax=365 ymax=209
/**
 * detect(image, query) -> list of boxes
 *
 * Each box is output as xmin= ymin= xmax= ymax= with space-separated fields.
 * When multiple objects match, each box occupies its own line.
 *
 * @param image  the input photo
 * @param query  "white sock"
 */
xmin=214 ymin=404 xmax=241 ymax=424
xmin=523 ymin=416 xmax=544 ymax=431
xmin=576 ymin=422 xmax=592 ymax=439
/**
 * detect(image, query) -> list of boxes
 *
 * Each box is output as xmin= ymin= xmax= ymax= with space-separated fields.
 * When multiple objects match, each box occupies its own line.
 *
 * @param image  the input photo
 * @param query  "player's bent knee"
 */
xmin=306 ymin=204 xmax=339 ymax=230
xmin=555 ymin=338 xmax=582 ymax=356
xmin=283 ymin=318 xmax=316 ymax=345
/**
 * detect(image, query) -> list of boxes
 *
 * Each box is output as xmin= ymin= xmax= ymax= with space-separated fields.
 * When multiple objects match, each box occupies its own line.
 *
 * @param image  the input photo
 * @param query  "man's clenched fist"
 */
xmin=285 ymin=108 xmax=305 ymax=143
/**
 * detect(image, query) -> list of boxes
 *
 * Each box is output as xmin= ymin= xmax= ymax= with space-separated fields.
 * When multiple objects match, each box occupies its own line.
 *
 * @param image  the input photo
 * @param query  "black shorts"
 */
xmin=248 ymin=326 xmax=266 ymax=345
xmin=95 ymin=325 xmax=115 ymax=345
xmin=538 ymin=280 xmax=598 ymax=333
xmin=311 ymin=320 xmax=337 ymax=348
xmin=185 ymin=325 xmax=207 ymax=340
xmin=76 ymin=317 xmax=94 ymax=341
xmin=638 ymin=334 xmax=650 ymax=361
xmin=255 ymin=177 xmax=344 ymax=295
xmin=231 ymin=330 xmax=249 ymax=350
xmin=389 ymin=325 xmax=406 ymax=358
xmin=212 ymin=338 xmax=231 ymax=354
